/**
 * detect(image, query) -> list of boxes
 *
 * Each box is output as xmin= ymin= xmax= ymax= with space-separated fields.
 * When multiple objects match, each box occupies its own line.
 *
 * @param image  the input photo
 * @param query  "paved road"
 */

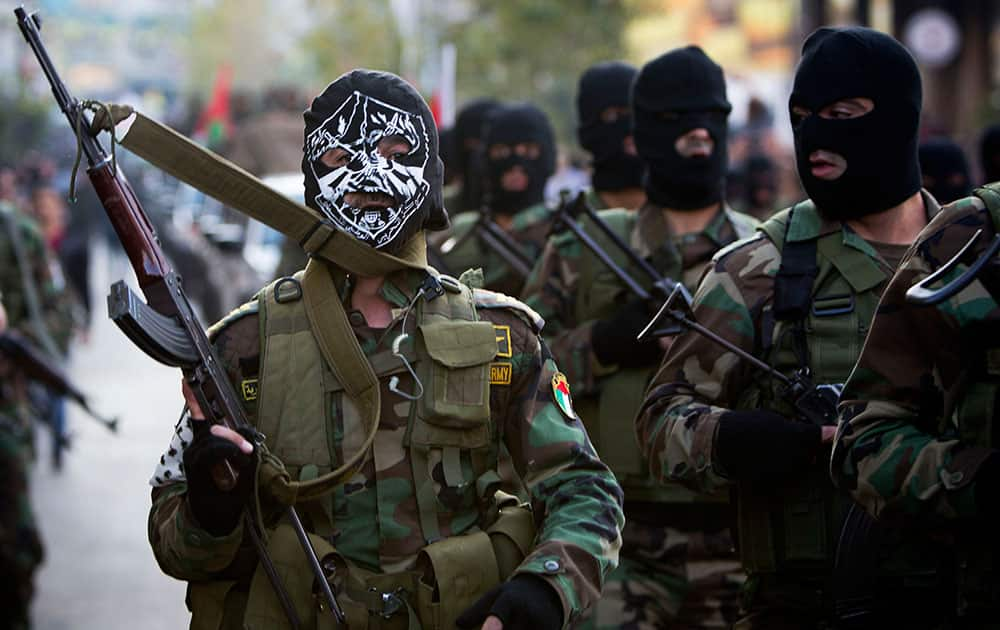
xmin=29 ymin=241 xmax=192 ymax=629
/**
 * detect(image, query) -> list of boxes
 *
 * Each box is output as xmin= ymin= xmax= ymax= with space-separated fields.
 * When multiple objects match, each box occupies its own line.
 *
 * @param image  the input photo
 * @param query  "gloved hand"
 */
xmin=714 ymin=409 xmax=822 ymax=482
xmin=183 ymin=421 xmax=257 ymax=536
xmin=456 ymin=574 xmax=563 ymax=630
xmin=591 ymin=298 xmax=661 ymax=368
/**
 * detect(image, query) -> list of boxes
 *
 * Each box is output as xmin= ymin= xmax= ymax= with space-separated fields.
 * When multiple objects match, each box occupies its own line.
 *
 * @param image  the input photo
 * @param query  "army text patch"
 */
xmin=494 ymin=324 xmax=512 ymax=358
xmin=490 ymin=362 xmax=512 ymax=385
xmin=241 ymin=379 xmax=259 ymax=401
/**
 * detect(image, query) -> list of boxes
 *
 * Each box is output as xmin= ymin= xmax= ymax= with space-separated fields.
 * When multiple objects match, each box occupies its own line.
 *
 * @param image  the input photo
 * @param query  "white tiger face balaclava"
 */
xmin=303 ymin=70 xmax=447 ymax=254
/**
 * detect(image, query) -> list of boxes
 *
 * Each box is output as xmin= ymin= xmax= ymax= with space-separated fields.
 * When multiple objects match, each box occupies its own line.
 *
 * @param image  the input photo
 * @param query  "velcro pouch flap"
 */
xmin=419 ymin=320 xmax=498 ymax=367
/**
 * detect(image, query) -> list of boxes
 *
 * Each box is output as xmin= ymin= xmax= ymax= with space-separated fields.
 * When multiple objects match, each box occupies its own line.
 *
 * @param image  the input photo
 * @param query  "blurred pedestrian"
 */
xmin=919 ymin=137 xmax=972 ymax=205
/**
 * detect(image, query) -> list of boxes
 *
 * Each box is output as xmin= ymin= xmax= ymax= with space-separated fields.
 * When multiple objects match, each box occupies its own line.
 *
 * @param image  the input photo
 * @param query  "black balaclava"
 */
xmin=790 ymin=27 xmax=922 ymax=221
xmin=303 ymin=69 xmax=447 ymax=255
xmin=483 ymin=103 xmax=556 ymax=216
xmin=980 ymin=124 xmax=1000 ymax=184
xmin=919 ymin=138 xmax=971 ymax=205
xmin=576 ymin=61 xmax=643 ymax=192
xmin=632 ymin=46 xmax=731 ymax=210
xmin=454 ymin=99 xmax=501 ymax=212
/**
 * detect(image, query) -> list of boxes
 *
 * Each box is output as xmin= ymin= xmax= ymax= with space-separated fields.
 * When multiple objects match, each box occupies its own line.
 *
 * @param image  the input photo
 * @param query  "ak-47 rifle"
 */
xmin=638 ymin=285 xmax=840 ymax=426
xmin=14 ymin=8 xmax=342 ymax=627
xmin=551 ymin=191 xmax=692 ymax=318
xmin=0 ymin=330 xmax=118 ymax=433
xmin=439 ymin=209 xmax=538 ymax=279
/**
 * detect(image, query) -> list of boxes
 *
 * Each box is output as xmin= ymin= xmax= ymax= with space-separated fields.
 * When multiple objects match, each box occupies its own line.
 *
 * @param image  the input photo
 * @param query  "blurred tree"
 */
xmin=443 ymin=0 xmax=631 ymax=146
xmin=300 ymin=1 xmax=403 ymax=93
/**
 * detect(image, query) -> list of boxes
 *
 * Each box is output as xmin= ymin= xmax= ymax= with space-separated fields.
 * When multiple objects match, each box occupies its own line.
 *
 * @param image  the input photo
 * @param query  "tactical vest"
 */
xmin=735 ymin=201 xmax=888 ymax=574
xmin=572 ymin=207 xmax=754 ymax=504
xmin=190 ymin=271 xmax=536 ymax=630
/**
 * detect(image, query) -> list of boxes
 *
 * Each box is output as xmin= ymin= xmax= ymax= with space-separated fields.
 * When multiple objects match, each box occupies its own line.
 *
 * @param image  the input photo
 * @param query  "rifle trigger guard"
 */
xmin=906 ymin=229 xmax=1000 ymax=306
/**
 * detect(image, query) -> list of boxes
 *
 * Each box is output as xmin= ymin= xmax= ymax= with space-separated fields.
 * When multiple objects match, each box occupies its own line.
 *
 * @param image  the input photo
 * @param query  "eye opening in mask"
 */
xmin=791 ymin=97 xmax=874 ymax=126
xmin=599 ymin=106 xmax=630 ymax=124
xmin=488 ymin=143 xmax=511 ymax=161
xmin=320 ymin=147 xmax=351 ymax=169
xmin=377 ymin=134 xmax=413 ymax=161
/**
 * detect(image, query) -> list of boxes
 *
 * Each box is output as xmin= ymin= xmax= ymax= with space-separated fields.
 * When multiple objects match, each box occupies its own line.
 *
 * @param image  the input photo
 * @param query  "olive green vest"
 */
xmin=736 ymin=201 xmax=887 ymax=574
xmin=572 ymin=207 xmax=754 ymax=503
xmin=192 ymin=272 xmax=535 ymax=630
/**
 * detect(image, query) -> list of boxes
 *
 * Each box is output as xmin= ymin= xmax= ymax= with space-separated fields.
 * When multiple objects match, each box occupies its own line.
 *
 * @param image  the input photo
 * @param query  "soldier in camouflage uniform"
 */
xmin=831 ymin=185 xmax=1000 ymax=626
xmin=636 ymin=28 xmax=941 ymax=628
xmin=0 ymin=199 xmax=77 ymax=465
xmin=147 ymin=70 xmax=623 ymax=630
xmin=522 ymin=50 xmax=756 ymax=629
xmin=444 ymin=99 xmax=501 ymax=216
xmin=433 ymin=103 xmax=558 ymax=296
xmin=0 ymin=298 xmax=45 ymax=630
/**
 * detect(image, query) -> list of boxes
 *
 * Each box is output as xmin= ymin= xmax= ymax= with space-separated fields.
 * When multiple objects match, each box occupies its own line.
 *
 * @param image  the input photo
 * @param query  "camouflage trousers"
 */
xmin=0 ymin=419 xmax=44 ymax=630
xmin=573 ymin=518 xmax=743 ymax=629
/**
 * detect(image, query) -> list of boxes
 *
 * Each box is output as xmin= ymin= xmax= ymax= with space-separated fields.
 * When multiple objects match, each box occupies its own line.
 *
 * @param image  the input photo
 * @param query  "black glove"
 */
xmin=456 ymin=574 xmax=563 ymax=630
xmin=714 ymin=409 xmax=822 ymax=482
xmin=183 ymin=422 xmax=256 ymax=536
xmin=591 ymin=298 xmax=661 ymax=368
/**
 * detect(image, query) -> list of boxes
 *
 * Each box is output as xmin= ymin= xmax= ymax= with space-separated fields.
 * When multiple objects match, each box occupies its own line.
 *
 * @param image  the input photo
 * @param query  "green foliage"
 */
xmin=0 ymin=95 xmax=50 ymax=167
xmin=445 ymin=0 xmax=630 ymax=147
xmin=299 ymin=1 xmax=403 ymax=93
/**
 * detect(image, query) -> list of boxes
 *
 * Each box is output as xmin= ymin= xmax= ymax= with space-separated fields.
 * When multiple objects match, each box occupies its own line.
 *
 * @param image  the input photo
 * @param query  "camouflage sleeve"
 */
xmin=635 ymin=234 xmax=775 ymax=494
xmin=831 ymin=197 xmax=995 ymax=523
xmin=0 ymin=424 xmax=43 ymax=604
xmin=520 ymin=235 xmax=608 ymax=394
xmin=147 ymin=305 xmax=261 ymax=581
xmin=484 ymin=307 xmax=624 ymax=625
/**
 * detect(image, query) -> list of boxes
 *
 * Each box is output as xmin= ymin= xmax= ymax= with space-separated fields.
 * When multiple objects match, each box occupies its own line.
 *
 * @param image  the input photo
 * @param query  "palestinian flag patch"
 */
xmin=551 ymin=372 xmax=577 ymax=420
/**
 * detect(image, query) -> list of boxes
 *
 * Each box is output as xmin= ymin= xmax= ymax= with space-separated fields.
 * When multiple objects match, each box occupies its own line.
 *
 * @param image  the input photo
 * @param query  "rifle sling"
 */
xmin=262 ymin=260 xmax=381 ymax=504
xmin=108 ymin=108 xmax=427 ymax=277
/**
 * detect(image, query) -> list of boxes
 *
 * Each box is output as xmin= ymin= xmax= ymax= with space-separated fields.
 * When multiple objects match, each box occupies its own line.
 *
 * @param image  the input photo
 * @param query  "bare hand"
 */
xmin=821 ymin=425 xmax=837 ymax=444
xmin=0 ymin=302 xmax=7 ymax=332
xmin=181 ymin=379 xmax=253 ymax=454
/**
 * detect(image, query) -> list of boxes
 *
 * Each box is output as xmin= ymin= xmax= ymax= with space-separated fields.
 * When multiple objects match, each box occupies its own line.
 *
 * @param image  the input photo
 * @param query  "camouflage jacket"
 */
xmin=430 ymin=203 xmax=555 ymax=297
xmin=0 ymin=202 xmax=76 ymax=357
xmin=0 ymin=380 xmax=43 ymax=624
xmin=148 ymin=268 xmax=624 ymax=625
xmin=636 ymin=194 xmax=939 ymax=498
xmin=521 ymin=202 xmax=756 ymax=394
xmin=831 ymin=193 xmax=1000 ymax=523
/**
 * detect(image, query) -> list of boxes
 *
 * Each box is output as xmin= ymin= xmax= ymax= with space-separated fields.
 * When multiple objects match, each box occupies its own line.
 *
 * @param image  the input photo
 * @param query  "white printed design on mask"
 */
xmin=306 ymin=91 xmax=430 ymax=249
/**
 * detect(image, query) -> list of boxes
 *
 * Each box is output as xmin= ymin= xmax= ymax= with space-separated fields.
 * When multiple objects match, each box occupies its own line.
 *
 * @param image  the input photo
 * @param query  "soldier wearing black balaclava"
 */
xmin=483 ymin=103 xmax=556 ymax=217
xmin=635 ymin=28 xmax=943 ymax=630
xmin=435 ymin=102 xmax=559 ymax=296
xmin=919 ymin=138 xmax=972 ymax=205
xmin=451 ymin=98 xmax=500 ymax=213
xmin=521 ymin=47 xmax=759 ymax=630
xmin=576 ymin=61 xmax=645 ymax=211
xmin=148 ymin=68 xmax=624 ymax=630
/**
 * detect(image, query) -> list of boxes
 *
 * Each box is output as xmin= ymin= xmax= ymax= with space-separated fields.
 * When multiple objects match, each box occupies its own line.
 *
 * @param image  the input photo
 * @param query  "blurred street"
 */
xmin=28 ymin=239 xmax=190 ymax=630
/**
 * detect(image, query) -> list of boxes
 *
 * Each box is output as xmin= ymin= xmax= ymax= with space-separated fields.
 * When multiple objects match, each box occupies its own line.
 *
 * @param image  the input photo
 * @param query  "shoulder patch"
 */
xmin=206 ymin=299 xmax=260 ymax=341
xmin=473 ymin=289 xmax=545 ymax=334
